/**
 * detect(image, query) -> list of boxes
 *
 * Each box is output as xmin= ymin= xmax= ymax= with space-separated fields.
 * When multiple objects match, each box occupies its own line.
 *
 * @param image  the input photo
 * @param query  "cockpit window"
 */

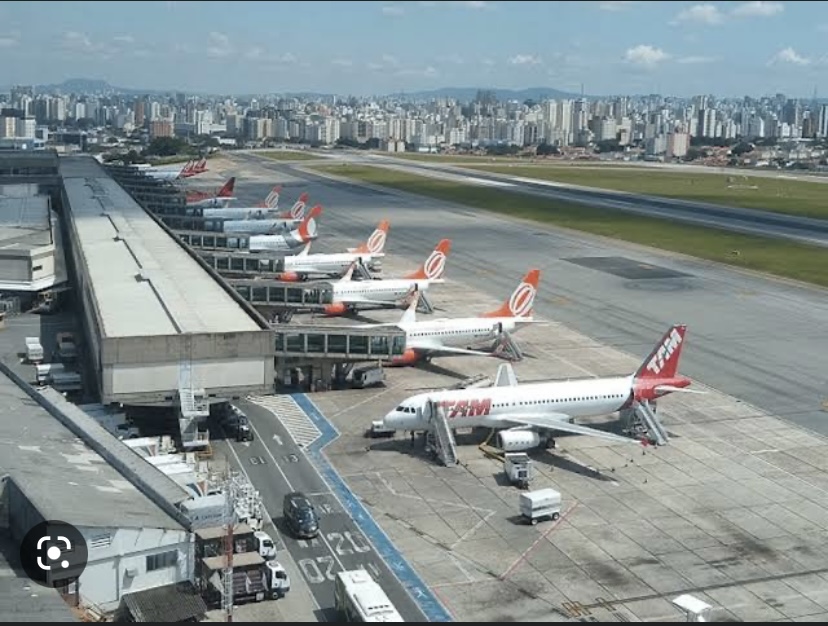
xmin=395 ymin=405 xmax=405 ymax=411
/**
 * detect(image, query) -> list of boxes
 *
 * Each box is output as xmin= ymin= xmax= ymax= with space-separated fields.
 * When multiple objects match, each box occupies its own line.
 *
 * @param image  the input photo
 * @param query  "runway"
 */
xmin=330 ymin=152 xmax=828 ymax=248
xmin=226 ymin=152 xmax=828 ymax=440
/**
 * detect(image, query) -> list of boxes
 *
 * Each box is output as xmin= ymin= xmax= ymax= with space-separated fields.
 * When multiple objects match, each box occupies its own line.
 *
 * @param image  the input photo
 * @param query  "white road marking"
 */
xmin=249 ymin=395 xmax=321 ymax=448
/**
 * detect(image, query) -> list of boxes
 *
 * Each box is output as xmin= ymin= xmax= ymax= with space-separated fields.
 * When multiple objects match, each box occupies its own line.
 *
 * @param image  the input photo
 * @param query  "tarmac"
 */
xmin=178 ymin=154 xmax=828 ymax=622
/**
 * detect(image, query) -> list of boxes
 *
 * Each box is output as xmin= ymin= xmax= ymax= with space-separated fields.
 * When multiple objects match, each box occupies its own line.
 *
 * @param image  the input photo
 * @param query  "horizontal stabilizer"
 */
xmin=654 ymin=385 xmax=706 ymax=394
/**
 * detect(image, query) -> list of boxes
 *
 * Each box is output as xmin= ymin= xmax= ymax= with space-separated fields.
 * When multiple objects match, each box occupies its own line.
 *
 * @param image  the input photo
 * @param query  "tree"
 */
xmin=144 ymin=136 xmax=188 ymax=157
xmin=536 ymin=143 xmax=560 ymax=156
xmin=683 ymin=147 xmax=704 ymax=162
xmin=731 ymin=142 xmax=754 ymax=156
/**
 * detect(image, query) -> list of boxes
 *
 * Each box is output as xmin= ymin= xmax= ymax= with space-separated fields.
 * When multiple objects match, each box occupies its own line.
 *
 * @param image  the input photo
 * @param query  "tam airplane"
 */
xmin=320 ymin=239 xmax=450 ymax=316
xmin=248 ymin=205 xmax=322 ymax=253
xmin=140 ymin=160 xmax=198 ymax=181
xmin=275 ymin=219 xmax=390 ymax=281
xmin=383 ymin=324 xmax=696 ymax=448
xmin=180 ymin=157 xmax=208 ymax=177
xmin=369 ymin=269 xmax=541 ymax=366
xmin=186 ymin=177 xmax=237 ymax=208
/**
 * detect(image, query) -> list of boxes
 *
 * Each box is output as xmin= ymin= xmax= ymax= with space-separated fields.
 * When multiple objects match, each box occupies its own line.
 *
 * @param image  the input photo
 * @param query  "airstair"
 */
xmin=416 ymin=291 xmax=435 ymax=314
xmin=178 ymin=360 xmax=210 ymax=449
xmin=425 ymin=400 xmax=458 ymax=467
xmin=625 ymin=400 xmax=669 ymax=446
xmin=352 ymin=261 xmax=373 ymax=281
xmin=492 ymin=329 xmax=524 ymax=362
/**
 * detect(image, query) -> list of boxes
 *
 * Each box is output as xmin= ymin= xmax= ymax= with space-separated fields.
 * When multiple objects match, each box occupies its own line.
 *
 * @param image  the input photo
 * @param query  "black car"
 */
xmin=283 ymin=492 xmax=319 ymax=539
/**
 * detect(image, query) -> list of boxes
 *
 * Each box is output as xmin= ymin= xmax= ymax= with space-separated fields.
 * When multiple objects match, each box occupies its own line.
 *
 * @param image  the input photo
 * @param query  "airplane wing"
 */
xmin=337 ymin=296 xmax=400 ymax=307
xmin=501 ymin=413 xmax=643 ymax=446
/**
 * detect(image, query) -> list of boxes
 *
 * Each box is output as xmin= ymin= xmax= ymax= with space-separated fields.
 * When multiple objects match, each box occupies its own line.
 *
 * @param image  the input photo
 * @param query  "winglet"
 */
xmin=351 ymin=220 xmax=390 ymax=255
xmin=296 ymin=204 xmax=322 ymax=242
xmin=398 ymin=291 xmax=419 ymax=325
xmin=339 ymin=260 xmax=356 ymax=282
xmin=482 ymin=269 xmax=540 ymax=319
xmin=404 ymin=239 xmax=451 ymax=280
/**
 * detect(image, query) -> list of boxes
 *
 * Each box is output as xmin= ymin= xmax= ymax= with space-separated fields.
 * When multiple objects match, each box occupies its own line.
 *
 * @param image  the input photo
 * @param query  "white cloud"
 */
xmin=332 ymin=58 xmax=353 ymax=67
xmin=207 ymin=31 xmax=232 ymax=58
xmin=367 ymin=54 xmax=401 ymax=71
xmin=113 ymin=34 xmax=135 ymax=45
xmin=381 ymin=5 xmax=405 ymax=16
xmin=482 ymin=58 xmax=495 ymax=66
xmin=396 ymin=65 xmax=439 ymax=78
xmin=676 ymin=55 xmax=717 ymax=64
xmin=673 ymin=4 xmax=724 ymax=25
xmin=437 ymin=53 xmax=464 ymax=65
xmin=453 ymin=1 xmax=490 ymax=8
xmin=768 ymin=47 xmax=810 ymax=66
xmin=509 ymin=54 xmax=542 ymax=66
xmin=244 ymin=46 xmax=263 ymax=60
xmin=61 ymin=31 xmax=103 ymax=53
xmin=381 ymin=53 xmax=400 ymax=66
xmin=624 ymin=44 xmax=670 ymax=68
xmin=731 ymin=1 xmax=784 ymax=17
xmin=599 ymin=1 xmax=638 ymax=11
xmin=0 ymin=30 xmax=19 ymax=48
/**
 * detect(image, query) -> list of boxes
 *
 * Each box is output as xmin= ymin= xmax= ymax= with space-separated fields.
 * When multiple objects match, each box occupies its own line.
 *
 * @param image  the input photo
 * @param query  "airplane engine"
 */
xmin=323 ymin=302 xmax=349 ymax=316
xmin=386 ymin=349 xmax=421 ymax=367
xmin=497 ymin=430 xmax=543 ymax=452
xmin=277 ymin=272 xmax=302 ymax=282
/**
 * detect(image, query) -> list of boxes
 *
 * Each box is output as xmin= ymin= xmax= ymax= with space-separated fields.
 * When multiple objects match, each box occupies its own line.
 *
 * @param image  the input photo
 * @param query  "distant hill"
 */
xmin=386 ymin=86 xmax=587 ymax=101
xmin=32 ymin=78 xmax=171 ymax=96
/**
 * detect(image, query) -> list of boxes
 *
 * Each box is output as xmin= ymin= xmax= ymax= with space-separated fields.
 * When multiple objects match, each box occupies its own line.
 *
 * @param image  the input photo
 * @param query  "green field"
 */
xmin=312 ymin=163 xmax=828 ymax=288
xmin=467 ymin=164 xmax=828 ymax=220
xmin=259 ymin=150 xmax=326 ymax=162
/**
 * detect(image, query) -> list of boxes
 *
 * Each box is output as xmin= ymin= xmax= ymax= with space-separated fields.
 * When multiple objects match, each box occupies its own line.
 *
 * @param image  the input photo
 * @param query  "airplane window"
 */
xmin=396 ymin=405 xmax=405 ymax=411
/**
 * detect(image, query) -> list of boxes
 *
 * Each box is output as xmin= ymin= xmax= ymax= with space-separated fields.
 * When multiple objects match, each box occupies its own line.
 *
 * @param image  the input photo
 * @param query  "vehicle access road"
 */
xmin=220 ymin=397 xmax=428 ymax=622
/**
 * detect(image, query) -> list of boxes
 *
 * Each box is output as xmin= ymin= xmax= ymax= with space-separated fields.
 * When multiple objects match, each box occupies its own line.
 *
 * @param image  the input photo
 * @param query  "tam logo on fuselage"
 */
xmin=645 ymin=328 xmax=683 ymax=375
xmin=438 ymin=398 xmax=492 ymax=418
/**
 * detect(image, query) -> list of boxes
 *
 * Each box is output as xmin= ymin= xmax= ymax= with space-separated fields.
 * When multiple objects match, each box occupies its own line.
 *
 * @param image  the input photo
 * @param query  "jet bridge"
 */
xmin=174 ymin=229 xmax=255 ymax=251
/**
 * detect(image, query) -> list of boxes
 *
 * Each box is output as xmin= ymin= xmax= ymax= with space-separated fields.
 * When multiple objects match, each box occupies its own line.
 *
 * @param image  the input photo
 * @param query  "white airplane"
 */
xmin=248 ymin=205 xmax=322 ymax=253
xmin=138 ymin=160 xmax=196 ymax=181
xmin=383 ymin=324 xmax=696 ymax=449
xmin=321 ymin=239 xmax=450 ymax=316
xmin=275 ymin=219 xmax=390 ymax=281
xmin=186 ymin=177 xmax=237 ymax=208
xmin=364 ymin=269 xmax=541 ymax=366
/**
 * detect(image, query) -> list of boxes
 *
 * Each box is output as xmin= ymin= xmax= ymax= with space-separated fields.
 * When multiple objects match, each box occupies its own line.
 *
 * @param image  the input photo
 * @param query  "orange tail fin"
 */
xmin=404 ymin=239 xmax=451 ymax=280
xmin=352 ymin=220 xmax=390 ymax=254
xmin=481 ymin=269 xmax=540 ymax=318
xmin=288 ymin=192 xmax=309 ymax=219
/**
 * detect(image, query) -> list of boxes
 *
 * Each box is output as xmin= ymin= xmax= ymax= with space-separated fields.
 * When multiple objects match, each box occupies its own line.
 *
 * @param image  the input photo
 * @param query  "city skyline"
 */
xmin=1 ymin=1 xmax=827 ymax=98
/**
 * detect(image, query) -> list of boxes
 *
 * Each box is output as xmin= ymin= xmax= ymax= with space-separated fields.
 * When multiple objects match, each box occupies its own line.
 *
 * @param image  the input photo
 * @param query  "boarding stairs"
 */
xmin=425 ymin=400 xmax=458 ymax=467
xmin=178 ymin=361 xmax=210 ymax=449
xmin=624 ymin=400 xmax=669 ymax=446
xmin=352 ymin=261 xmax=373 ymax=281
xmin=492 ymin=329 xmax=524 ymax=362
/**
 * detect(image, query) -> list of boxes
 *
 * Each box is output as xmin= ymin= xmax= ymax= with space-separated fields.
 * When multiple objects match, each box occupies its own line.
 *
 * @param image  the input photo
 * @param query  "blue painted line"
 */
xmin=292 ymin=393 xmax=453 ymax=623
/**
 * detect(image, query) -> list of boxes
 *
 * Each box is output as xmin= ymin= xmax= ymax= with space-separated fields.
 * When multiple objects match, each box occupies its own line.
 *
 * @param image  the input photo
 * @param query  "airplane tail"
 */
xmin=195 ymin=157 xmax=207 ymax=172
xmin=404 ymin=239 xmax=451 ymax=281
xmin=178 ymin=160 xmax=194 ymax=178
xmin=634 ymin=325 xmax=688 ymax=382
xmin=350 ymin=220 xmax=390 ymax=255
xmin=283 ymin=192 xmax=309 ymax=219
xmin=263 ymin=185 xmax=282 ymax=209
xmin=481 ymin=269 xmax=541 ymax=319
xmin=295 ymin=205 xmax=322 ymax=243
xmin=217 ymin=177 xmax=236 ymax=198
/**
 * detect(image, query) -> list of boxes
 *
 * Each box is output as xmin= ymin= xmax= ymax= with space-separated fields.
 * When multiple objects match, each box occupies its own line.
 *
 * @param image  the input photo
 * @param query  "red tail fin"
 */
xmin=217 ymin=177 xmax=235 ymax=198
xmin=405 ymin=239 xmax=451 ymax=280
xmin=481 ymin=269 xmax=540 ymax=319
xmin=296 ymin=205 xmax=322 ymax=242
xmin=635 ymin=325 xmax=687 ymax=381
xmin=196 ymin=157 xmax=207 ymax=172
xmin=353 ymin=220 xmax=390 ymax=254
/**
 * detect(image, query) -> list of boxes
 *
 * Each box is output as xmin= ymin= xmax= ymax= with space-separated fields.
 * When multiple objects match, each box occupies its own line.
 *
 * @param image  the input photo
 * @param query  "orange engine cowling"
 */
xmin=323 ymin=302 xmax=349 ymax=316
xmin=386 ymin=349 xmax=421 ymax=367
xmin=277 ymin=272 xmax=302 ymax=282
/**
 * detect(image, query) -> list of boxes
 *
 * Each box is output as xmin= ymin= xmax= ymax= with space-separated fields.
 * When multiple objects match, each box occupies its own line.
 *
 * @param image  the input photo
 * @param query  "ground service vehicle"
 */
xmin=334 ymin=569 xmax=404 ymax=622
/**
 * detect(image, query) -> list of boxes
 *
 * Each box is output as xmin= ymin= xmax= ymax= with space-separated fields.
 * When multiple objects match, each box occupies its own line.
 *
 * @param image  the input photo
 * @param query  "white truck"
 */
xmin=351 ymin=364 xmax=385 ymax=389
xmin=25 ymin=337 xmax=43 ymax=363
xmin=519 ymin=488 xmax=562 ymax=525
xmin=334 ymin=569 xmax=404 ymax=622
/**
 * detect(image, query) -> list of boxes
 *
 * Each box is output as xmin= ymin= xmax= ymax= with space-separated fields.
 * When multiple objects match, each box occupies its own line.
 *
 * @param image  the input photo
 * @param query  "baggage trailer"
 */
xmin=519 ymin=488 xmax=561 ymax=525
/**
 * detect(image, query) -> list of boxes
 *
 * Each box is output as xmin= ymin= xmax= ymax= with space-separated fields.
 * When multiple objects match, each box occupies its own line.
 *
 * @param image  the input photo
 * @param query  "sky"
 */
xmin=1 ymin=1 xmax=827 ymax=98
